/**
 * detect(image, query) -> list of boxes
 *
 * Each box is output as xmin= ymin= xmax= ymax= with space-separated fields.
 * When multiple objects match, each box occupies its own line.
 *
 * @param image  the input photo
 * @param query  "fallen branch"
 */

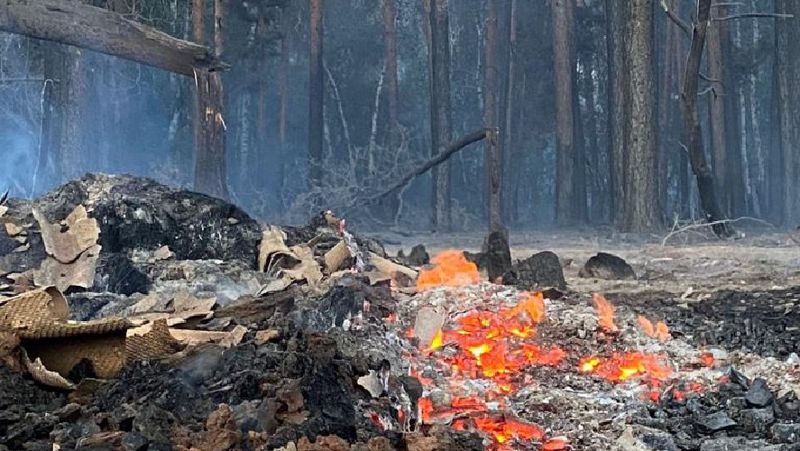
xmin=361 ymin=128 xmax=493 ymax=204
xmin=661 ymin=216 xmax=773 ymax=246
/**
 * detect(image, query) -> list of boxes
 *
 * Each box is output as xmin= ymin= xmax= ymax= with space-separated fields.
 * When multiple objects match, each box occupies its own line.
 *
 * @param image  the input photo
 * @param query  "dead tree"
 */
xmin=429 ymin=0 xmax=453 ymax=231
xmin=662 ymin=0 xmax=791 ymax=237
xmin=0 ymin=0 xmax=230 ymax=198
xmin=0 ymin=0 xmax=223 ymax=76
xmin=484 ymin=0 xmax=503 ymax=232
xmin=193 ymin=0 xmax=229 ymax=200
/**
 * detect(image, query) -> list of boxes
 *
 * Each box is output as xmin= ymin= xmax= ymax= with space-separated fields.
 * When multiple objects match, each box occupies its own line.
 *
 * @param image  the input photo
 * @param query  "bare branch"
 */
xmin=660 ymin=0 xmax=692 ymax=37
xmin=699 ymin=72 xmax=722 ymax=83
xmin=661 ymin=216 xmax=771 ymax=246
xmin=713 ymin=12 xmax=793 ymax=21
xmin=698 ymin=86 xmax=714 ymax=96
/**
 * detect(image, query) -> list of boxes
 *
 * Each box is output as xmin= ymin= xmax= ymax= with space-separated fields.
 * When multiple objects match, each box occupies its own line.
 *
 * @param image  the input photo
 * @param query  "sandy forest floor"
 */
xmin=378 ymin=228 xmax=800 ymax=296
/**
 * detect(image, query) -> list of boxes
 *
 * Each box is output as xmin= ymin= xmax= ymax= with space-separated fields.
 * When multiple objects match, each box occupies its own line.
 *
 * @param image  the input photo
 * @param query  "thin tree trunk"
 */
xmin=622 ymin=0 xmax=659 ymax=230
xmin=278 ymin=32 xmax=289 ymax=147
xmin=552 ymin=0 xmax=582 ymax=225
xmin=674 ymin=0 xmax=733 ymax=237
xmin=429 ymin=0 xmax=452 ymax=231
xmin=484 ymin=0 xmax=502 ymax=232
xmin=502 ymin=0 xmax=517 ymax=225
xmin=382 ymin=0 xmax=399 ymax=150
xmin=775 ymin=0 xmax=800 ymax=225
xmin=308 ymin=0 xmax=324 ymax=191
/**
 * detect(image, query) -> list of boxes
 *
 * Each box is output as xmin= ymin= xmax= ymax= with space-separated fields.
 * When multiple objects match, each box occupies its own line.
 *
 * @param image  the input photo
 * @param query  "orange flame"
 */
xmin=578 ymin=352 xmax=672 ymax=381
xmin=542 ymin=437 xmax=571 ymax=450
xmin=472 ymin=416 xmax=544 ymax=444
xmin=592 ymin=293 xmax=617 ymax=332
xmin=504 ymin=291 xmax=546 ymax=324
xmin=638 ymin=315 xmax=671 ymax=341
xmin=416 ymin=250 xmax=480 ymax=290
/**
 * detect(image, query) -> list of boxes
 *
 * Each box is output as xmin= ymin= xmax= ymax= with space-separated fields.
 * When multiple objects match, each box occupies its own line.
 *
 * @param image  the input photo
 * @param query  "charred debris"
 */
xmin=0 ymin=174 xmax=798 ymax=451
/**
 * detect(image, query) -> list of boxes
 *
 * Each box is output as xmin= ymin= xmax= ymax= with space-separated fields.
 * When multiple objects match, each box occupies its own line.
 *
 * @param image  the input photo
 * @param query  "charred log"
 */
xmin=0 ymin=0 xmax=224 ymax=77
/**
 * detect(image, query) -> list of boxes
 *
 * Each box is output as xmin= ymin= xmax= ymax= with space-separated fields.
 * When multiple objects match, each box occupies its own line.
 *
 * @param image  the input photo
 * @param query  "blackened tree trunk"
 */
xmin=502 ymin=0 xmax=518 ymax=226
xmin=707 ymin=18 xmax=728 ymax=215
xmin=671 ymin=0 xmax=734 ymax=237
xmin=484 ymin=0 xmax=503 ymax=232
xmin=308 ymin=0 xmax=324 ymax=191
xmin=429 ymin=0 xmax=452 ymax=231
xmin=551 ymin=0 xmax=584 ymax=224
xmin=0 ymin=0 xmax=221 ymax=76
xmin=278 ymin=31 xmax=289 ymax=147
xmin=776 ymin=0 xmax=800 ymax=225
xmin=622 ymin=0 xmax=660 ymax=230
xmin=605 ymin=0 xmax=627 ymax=227
xmin=193 ymin=0 xmax=228 ymax=199
xmin=39 ymin=43 xmax=85 ymax=188
xmin=382 ymin=0 xmax=400 ymax=150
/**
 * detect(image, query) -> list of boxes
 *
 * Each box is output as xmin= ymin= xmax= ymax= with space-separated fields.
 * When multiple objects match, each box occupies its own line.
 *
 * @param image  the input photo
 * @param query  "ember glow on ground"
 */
xmin=405 ymin=251 xmax=717 ymax=450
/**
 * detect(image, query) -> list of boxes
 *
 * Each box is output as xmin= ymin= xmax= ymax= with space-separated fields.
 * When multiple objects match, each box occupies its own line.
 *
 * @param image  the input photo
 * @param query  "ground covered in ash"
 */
xmin=0 ymin=174 xmax=799 ymax=450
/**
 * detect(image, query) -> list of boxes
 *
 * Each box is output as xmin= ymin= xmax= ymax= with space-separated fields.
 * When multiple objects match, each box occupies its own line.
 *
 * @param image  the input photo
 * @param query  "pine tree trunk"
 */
xmin=40 ymin=42 xmax=85 ymax=187
xmin=484 ymin=0 xmax=502 ymax=232
xmin=502 ymin=0 xmax=518 ymax=226
xmin=775 ymin=0 xmax=800 ymax=225
xmin=552 ymin=0 xmax=581 ymax=225
xmin=429 ymin=0 xmax=452 ymax=231
xmin=308 ymin=0 xmax=324 ymax=191
xmin=707 ymin=20 xmax=728 ymax=215
xmin=605 ymin=0 xmax=627 ymax=227
xmin=622 ymin=0 xmax=659 ymax=230
xmin=193 ymin=0 xmax=228 ymax=199
xmin=382 ymin=0 xmax=399 ymax=150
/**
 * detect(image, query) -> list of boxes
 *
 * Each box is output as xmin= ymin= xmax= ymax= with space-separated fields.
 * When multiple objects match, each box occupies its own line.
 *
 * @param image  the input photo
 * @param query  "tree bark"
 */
xmin=775 ymin=0 xmax=800 ymax=225
xmin=278 ymin=30 xmax=289 ymax=147
xmin=308 ymin=0 xmax=324 ymax=191
xmin=674 ymin=0 xmax=733 ymax=237
xmin=552 ymin=0 xmax=582 ymax=225
xmin=622 ymin=0 xmax=660 ymax=230
xmin=382 ymin=0 xmax=400 ymax=150
xmin=606 ymin=0 xmax=627 ymax=227
xmin=193 ymin=0 xmax=228 ymax=199
xmin=429 ymin=0 xmax=452 ymax=231
xmin=502 ymin=0 xmax=518 ymax=219
xmin=707 ymin=19 xmax=728 ymax=214
xmin=38 ymin=42 xmax=85 ymax=188
xmin=484 ymin=0 xmax=503 ymax=232
xmin=0 ymin=0 xmax=222 ymax=77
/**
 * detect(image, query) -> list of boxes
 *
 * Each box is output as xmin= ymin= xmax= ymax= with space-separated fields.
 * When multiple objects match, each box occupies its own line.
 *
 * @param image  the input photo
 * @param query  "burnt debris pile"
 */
xmin=0 ymin=174 xmax=799 ymax=451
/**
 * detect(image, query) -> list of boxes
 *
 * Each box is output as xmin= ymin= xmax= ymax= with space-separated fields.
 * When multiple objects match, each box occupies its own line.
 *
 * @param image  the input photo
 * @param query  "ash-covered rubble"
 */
xmin=0 ymin=174 xmax=799 ymax=451
xmin=0 ymin=174 xmax=477 ymax=450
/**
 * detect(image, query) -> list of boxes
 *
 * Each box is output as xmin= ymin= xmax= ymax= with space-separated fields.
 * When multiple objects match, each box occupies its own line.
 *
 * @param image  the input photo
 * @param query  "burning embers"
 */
xmin=405 ymin=254 xmax=703 ymax=450
xmin=416 ymin=250 xmax=480 ymax=290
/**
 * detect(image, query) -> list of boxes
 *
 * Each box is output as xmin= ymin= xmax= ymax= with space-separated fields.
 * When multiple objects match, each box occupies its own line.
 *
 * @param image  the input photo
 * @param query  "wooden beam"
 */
xmin=0 ymin=0 xmax=225 ymax=76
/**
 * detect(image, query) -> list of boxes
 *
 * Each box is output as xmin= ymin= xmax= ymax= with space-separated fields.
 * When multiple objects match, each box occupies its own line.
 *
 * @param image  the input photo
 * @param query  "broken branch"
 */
xmin=362 ymin=128 xmax=493 ymax=203
xmin=660 ymin=0 xmax=691 ymax=37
